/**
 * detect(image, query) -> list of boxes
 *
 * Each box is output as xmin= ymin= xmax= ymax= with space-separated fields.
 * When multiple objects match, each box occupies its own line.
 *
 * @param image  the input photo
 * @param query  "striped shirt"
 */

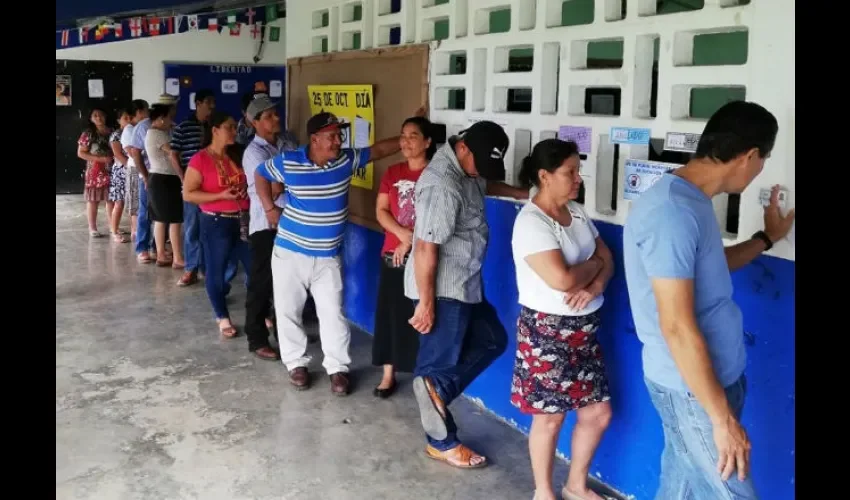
xmin=243 ymin=133 xmax=299 ymax=236
xmin=255 ymin=146 xmax=372 ymax=258
xmin=404 ymin=141 xmax=489 ymax=304
xmin=170 ymin=115 xmax=206 ymax=167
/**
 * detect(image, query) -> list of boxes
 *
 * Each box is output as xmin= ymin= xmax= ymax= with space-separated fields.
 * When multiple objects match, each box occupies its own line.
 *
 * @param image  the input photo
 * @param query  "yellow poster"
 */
xmin=307 ymin=84 xmax=375 ymax=189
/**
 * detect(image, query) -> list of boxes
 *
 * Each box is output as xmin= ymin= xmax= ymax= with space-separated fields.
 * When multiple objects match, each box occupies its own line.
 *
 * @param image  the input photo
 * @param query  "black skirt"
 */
xmin=147 ymin=173 xmax=184 ymax=224
xmin=371 ymin=258 xmax=420 ymax=373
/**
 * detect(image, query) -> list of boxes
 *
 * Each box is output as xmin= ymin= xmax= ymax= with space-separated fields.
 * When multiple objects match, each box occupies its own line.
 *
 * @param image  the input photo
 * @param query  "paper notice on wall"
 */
xmin=87 ymin=79 xmax=104 ymax=98
xmin=557 ymin=125 xmax=592 ymax=154
xmin=623 ymin=159 xmax=682 ymax=201
xmin=610 ymin=127 xmax=651 ymax=145
xmin=189 ymin=92 xmax=197 ymax=110
xmin=165 ymin=78 xmax=180 ymax=96
xmin=354 ymin=116 xmax=371 ymax=148
xmin=269 ymin=80 xmax=282 ymax=98
xmin=221 ymin=79 xmax=238 ymax=94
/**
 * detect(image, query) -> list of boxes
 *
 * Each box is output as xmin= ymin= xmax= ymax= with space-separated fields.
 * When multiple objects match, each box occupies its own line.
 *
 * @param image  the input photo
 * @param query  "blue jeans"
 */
xmin=645 ymin=376 xmax=758 ymax=500
xmin=413 ymin=298 xmax=508 ymax=450
xmin=199 ymin=213 xmax=251 ymax=320
xmin=135 ymin=177 xmax=153 ymax=254
xmin=184 ymin=202 xmax=203 ymax=273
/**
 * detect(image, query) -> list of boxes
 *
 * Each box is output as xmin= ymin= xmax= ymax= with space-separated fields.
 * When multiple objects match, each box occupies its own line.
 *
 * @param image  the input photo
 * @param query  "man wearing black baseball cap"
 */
xmin=403 ymin=120 xmax=528 ymax=469
xmin=254 ymin=107 xmax=424 ymax=396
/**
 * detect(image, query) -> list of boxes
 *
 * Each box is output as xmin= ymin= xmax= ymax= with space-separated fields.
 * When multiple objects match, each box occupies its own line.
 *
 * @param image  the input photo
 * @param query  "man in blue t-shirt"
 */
xmin=254 ymin=110 xmax=422 ymax=395
xmin=623 ymin=101 xmax=795 ymax=499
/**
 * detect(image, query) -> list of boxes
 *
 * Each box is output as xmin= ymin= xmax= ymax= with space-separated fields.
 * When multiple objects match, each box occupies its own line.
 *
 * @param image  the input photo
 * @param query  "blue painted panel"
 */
xmin=162 ymin=63 xmax=286 ymax=124
xmin=340 ymin=198 xmax=795 ymax=500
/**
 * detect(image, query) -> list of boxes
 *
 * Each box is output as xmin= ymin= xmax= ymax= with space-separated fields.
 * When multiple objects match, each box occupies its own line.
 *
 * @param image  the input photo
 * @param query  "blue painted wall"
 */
xmin=341 ymin=197 xmax=795 ymax=500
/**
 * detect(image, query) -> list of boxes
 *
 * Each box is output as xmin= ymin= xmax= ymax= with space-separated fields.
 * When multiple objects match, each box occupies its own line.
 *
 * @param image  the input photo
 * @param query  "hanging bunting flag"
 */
xmin=251 ymin=22 xmax=262 ymax=39
xmin=266 ymin=4 xmax=278 ymax=22
xmin=230 ymin=23 xmax=241 ymax=37
xmin=130 ymin=18 xmax=143 ymax=37
xmin=207 ymin=17 xmax=219 ymax=32
xmin=227 ymin=14 xmax=237 ymax=27
xmin=79 ymin=27 xmax=90 ymax=44
xmin=60 ymin=30 xmax=70 ymax=47
xmin=148 ymin=17 xmax=161 ymax=36
xmin=188 ymin=15 xmax=199 ymax=31
xmin=269 ymin=26 xmax=280 ymax=42
xmin=246 ymin=8 xmax=256 ymax=25
xmin=164 ymin=16 xmax=174 ymax=34
xmin=174 ymin=15 xmax=184 ymax=33
xmin=94 ymin=24 xmax=108 ymax=41
xmin=113 ymin=22 xmax=123 ymax=37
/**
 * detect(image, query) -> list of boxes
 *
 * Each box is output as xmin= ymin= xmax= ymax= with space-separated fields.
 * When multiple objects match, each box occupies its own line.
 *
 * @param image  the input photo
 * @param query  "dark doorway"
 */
xmin=56 ymin=59 xmax=133 ymax=194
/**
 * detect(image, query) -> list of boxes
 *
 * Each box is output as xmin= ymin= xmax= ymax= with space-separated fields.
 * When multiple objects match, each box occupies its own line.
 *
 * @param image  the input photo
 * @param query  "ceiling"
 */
xmin=56 ymin=0 xmax=284 ymax=28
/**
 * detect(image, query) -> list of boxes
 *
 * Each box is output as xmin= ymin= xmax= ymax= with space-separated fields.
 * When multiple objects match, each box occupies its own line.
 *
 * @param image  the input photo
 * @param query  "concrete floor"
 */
xmin=56 ymin=195 xmax=618 ymax=500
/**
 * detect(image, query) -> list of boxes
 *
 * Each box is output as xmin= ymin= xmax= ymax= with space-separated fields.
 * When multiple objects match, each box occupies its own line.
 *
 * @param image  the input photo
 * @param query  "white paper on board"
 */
xmin=221 ymin=80 xmax=238 ymax=94
xmin=165 ymin=78 xmax=180 ymax=96
xmin=87 ymin=79 xmax=104 ymax=98
xmin=269 ymin=80 xmax=283 ymax=98
xmin=189 ymin=92 xmax=197 ymax=110
xmin=354 ymin=116 xmax=371 ymax=148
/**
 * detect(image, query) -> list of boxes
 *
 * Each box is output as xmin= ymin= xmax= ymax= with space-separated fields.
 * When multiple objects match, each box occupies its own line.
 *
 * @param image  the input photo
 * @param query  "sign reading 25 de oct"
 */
xmin=307 ymin=85 xmax=376 ymax=190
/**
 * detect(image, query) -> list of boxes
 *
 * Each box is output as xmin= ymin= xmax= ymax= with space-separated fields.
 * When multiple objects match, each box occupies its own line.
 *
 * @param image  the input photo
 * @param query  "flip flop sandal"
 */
xmin=424 ymin=444 xmax=488 ymax=469
xmin=218 ymin=320 xmax=238 ymax=339
xmin=137 ymin=253 xmax=154 ymax=264
xmin=156 ymin=259 xmax=173 ymax=267
xmin=90 ymin=231 xmax=105 ymax=238
xmin=112 ymin=233 xmax=129 ymax=243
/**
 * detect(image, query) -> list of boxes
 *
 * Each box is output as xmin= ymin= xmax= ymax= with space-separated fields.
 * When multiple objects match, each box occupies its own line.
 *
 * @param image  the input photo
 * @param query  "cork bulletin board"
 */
xmin=286 ymin=44 xmax=430 ymax=231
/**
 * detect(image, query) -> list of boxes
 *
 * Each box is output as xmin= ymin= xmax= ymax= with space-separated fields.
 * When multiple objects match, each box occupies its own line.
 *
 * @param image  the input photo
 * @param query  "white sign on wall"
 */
xmin=664 ymin=132 xmax=701 ymax=153
xmin=165 ymin=78 xmax=180 ymax=96
xmin=623 ymin=159 xmax=682 ymax=201
xmin=221 ymin=79 xmax=239 ymax=94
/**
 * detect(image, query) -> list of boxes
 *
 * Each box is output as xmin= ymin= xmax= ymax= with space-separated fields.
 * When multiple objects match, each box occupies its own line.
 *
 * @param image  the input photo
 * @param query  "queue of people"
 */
xmin=77 ymin=94 xmax=794 ymax=500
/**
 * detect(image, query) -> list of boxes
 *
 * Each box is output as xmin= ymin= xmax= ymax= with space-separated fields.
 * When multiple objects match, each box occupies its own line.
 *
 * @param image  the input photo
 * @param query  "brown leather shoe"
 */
xmin=330 ymin=373 xmax=351 ymax=396
xmin=289 ymin=367 xmax=311 ymax=390
xmin=252 ymin=346 xmax=279 ymax=361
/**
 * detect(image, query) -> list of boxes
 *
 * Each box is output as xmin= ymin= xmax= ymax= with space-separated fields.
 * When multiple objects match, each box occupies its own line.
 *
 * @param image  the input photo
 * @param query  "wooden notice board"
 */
xmin=286 ymin=44 xmax=430 ymax=231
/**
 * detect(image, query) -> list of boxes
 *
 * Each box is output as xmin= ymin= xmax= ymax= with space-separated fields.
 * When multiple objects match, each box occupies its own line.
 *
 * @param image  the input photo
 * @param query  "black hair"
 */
xmin=85 ymin=107 xmax=107 ymax=138
xmin=130 ymin=99 xmax=149 ymax=115
xmin=694 ymin=100 xmax=779 ymax=163
xmin=517 ymin=138 xmax=580 ymax=188
xmin=149 ymin=103 xmax=172 ymax=122
xmin=202 ymin=111 xmax=237 ymax=147
xmin=401 ymin=116 xmax=437 ymax=160
xmin=117 ymin=106 xmax=132 ymax=118
xmin=226 ymin=143 xmax=246 ymax=167
xmin=195 ymin=89 xmax=215 ymax=103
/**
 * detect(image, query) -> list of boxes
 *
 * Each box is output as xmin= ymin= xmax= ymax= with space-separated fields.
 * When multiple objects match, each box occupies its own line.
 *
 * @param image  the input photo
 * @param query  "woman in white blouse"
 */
xmin=511 ymin=139 xmax=615 ymax=500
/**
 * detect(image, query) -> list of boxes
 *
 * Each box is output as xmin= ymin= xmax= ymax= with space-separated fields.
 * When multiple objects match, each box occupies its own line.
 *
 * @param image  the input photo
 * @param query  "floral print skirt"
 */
xmin=510 ymin=306 xmax=610 ymax=414
xmin=108 ymin=165 xmax=126 ymax=202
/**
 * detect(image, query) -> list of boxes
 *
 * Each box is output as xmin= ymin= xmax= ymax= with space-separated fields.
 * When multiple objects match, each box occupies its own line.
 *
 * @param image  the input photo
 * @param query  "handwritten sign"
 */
xmin=558 ymin=126 xmax=592 ymax=154
xmin=664 ymin=132 xmax=701 ymax=153
xmin=610 ymin=127 xmax=651 ymax=145
xmin=623 ymin=159 xmax=682 ymax=201
xmin=307 ymin=84 xmax=375 ymax=189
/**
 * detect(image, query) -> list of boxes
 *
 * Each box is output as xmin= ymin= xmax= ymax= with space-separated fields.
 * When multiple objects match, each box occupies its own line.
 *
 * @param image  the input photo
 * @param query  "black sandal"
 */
xmin=372 ymin=380 xmax=397 ymax=399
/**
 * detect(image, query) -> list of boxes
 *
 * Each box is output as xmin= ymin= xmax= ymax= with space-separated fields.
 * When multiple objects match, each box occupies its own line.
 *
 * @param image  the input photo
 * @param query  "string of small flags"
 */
xmin=56 ymin=4 xmax=283 ymax=50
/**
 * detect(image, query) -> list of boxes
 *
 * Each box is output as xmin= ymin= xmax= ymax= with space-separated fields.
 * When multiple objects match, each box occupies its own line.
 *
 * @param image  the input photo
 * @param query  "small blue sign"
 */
xmin=623 ymin=159 xmax=682 ymax=201
xmin=610 ymin=127 xmax=651 ymax=145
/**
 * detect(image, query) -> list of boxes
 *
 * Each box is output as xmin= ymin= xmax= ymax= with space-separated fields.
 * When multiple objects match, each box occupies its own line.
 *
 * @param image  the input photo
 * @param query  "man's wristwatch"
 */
xmin=751 ymin=230 xmax=773 ymax=251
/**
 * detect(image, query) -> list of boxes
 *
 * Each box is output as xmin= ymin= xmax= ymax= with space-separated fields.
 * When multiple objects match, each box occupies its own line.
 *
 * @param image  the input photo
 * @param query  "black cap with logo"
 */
xmin=458 ymin=121 xmax=509 ymax=181
xmin=307 ymin=112 xmax=351 ymax=136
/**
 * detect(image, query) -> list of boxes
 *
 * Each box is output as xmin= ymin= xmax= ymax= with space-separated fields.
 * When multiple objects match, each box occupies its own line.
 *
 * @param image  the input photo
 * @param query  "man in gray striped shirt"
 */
xmin=404 ymin=120 xmax=528 ymax=468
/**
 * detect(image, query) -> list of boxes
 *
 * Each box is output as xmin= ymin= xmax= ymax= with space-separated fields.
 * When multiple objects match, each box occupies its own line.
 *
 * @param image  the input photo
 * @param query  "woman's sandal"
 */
xmin=218 ymin=320 xmax=238 ymax=339
xmin=90 ymin=230 xmax=105 ymax=238
xmin=112 ymin=232 xmax=129 ymax=243
xmin=424 ymin=444 xmax=488 ymax=469
xmin=137 ymin=252 xmax=153 ymax=264
xmin=156 ymin=259 xmax=173 ymax=267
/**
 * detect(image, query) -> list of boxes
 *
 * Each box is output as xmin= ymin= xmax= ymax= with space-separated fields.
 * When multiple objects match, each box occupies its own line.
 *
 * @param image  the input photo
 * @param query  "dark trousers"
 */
xmin=413 ymin=298 xmax=508 ymax=450
xmin=244 ymin=230 xmax=276 ymax=351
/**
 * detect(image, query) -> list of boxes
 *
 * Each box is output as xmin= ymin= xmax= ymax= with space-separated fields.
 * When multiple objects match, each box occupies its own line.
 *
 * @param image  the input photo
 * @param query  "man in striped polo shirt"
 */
xmin=255 ymin=111 xmax=417 ymax=395
xmin=169 ymin=89 xmax=218 ymax=287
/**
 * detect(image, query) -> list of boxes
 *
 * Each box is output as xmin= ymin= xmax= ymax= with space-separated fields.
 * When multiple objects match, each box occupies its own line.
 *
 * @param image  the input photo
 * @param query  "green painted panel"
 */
xmin=353 ymin=32 xmax=361 ymax=50
xmin=561 ymin=0 xmax=594 ymax=27
xmin=353 ymin=5 xmax=362 ymax=22
xmin=693 ymin=31 xmax=748 ymax=65
xmin=587 ymin=40 xmax=623 ymax=60
xmin=690 ymin=87 xmax=746 ymax=118
xmin=434 ymin=19 xmax=449 ymax=40
xmin=321 ymin=37 xmax=328 ymax=53
xmin=490 ymin=9 xmax=511 ymax=33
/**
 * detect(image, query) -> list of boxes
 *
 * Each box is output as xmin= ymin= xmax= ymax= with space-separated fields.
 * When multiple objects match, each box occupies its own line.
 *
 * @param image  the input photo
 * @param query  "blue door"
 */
xmin=162 ymin=63 xmax=286 ymax=124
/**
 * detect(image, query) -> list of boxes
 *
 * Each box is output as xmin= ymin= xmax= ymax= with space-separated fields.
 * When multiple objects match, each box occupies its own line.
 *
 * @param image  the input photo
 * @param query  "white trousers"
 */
xmin=271 ymin=247 xmax=351 ymax=374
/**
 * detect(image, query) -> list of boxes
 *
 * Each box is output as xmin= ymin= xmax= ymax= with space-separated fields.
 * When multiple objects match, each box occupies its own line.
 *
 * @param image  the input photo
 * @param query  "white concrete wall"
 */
xmin=286 ymin=0 xmax=796 ymax=262
xmin=56 ymin=20 xmax=287 ymax=104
